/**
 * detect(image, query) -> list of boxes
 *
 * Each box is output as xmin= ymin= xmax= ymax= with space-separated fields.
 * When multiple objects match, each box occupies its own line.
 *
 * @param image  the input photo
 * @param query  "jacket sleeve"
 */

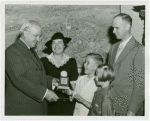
xmin=128 ymin=46 xmax=145 ymax=113
xmin=102 ymin=91 xmax=115 ymax=116
xmin=5 ymin=47 xmax=48 ymax=102
xmin=88 ymin=104 xmax=95 ymax=116
xmin=102 ymin=98 xmax=111 ymax=116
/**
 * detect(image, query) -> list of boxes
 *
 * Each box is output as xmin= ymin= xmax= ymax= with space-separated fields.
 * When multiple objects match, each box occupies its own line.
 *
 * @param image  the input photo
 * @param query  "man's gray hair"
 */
xmin=20 ymin=20 xmax=41 ymax=34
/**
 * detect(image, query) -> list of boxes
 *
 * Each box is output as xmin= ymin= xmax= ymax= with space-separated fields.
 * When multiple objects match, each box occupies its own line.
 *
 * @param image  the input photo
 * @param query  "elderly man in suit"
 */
xmin=108 ymin=13 xmax=145 ymax=116
xmin=5 ymin=20 xmax=59 ymax=115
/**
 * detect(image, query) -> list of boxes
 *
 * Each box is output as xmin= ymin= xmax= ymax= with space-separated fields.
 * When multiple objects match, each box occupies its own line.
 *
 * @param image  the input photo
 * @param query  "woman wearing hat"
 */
xmin=41 ymin=32 xmax=78 ymax=115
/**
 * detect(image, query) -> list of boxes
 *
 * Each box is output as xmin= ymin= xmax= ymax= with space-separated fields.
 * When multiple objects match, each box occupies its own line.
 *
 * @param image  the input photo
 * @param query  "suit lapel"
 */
xmin=32 ymin=49 xmax=45 ymax=71
xmin=17 ymin=39 xmax=42 ymax=70
xmin=114 ymin=37 xmax=136 ymax=66
xmin=111 ymin=42 xmax=120 ymax=65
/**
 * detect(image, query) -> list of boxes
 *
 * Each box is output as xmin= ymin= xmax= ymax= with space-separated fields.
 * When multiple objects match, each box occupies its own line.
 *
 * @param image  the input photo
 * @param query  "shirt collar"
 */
xmin=46 ymin=52 xmax=71 ymax=68
xmin=20 ymin=38 xmax=30 ymax=49
xmin=120 ymin=35 xmax=132 ymax=47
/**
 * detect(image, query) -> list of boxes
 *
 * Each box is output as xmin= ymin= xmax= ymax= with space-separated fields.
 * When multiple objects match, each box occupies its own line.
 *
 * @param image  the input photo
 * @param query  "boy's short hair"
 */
xmin=96 ymin=64 xmax=115 ymax=82
xmin=86 ymin=53 xmax=103 ymax=65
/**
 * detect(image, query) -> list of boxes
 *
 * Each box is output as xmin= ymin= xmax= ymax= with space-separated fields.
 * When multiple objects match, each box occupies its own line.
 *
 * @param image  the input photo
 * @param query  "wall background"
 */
xmin=121 ymin=5 xmax=144 ymax=43
xmin=5 ymin=5 xmax=144 ymax=67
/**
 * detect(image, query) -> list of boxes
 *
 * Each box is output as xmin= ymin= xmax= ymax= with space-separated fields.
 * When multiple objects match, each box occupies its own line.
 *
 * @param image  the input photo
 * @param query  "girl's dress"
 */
xmin=88 ymin=86 xmax=115 ymax=116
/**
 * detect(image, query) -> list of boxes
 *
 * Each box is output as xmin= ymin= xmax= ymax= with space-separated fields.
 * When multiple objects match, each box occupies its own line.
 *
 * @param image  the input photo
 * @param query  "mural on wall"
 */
xmin=5 ymin=5 xmax=120 ymax=67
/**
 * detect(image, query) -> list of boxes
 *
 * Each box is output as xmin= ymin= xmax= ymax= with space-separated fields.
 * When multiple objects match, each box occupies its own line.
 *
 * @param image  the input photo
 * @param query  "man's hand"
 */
xmin=53 ymin=78 xmax=59 ymax=87
xmin=45 ymin=89 xmax=59 ymax=102
xmin=127 ymin=111 xmax=136 ymax=116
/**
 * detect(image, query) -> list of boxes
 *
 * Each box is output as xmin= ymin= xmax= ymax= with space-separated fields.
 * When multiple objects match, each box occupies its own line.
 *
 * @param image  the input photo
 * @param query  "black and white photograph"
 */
xmin=1 ymin=1 xmax=149 ymax=120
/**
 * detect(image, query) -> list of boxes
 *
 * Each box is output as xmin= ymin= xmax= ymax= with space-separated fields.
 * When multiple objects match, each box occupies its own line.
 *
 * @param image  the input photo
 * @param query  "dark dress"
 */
xmin=88 ymin=86 xmax=115 ymax=116
xmin=41 ymin=54 xmax=78 ymax=115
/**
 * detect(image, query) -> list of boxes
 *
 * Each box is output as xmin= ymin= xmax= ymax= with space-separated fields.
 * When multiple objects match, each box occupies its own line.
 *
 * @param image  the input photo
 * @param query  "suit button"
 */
xmin=36 ymin=68 xmax=38 ymax=71
xmin=111 ymin=85 xmax=114 ymax=87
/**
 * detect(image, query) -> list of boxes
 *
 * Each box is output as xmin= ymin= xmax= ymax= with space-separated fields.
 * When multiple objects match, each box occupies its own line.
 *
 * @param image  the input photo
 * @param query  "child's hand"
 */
xmin=74 ymin=94 xmax=91 ymax=108
xmin=73 ymin=94 xmax=83 ymax=103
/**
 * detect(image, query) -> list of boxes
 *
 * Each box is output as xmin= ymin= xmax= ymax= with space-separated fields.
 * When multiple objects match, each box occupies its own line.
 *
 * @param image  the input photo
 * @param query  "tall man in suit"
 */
xmin=5 ymin=20 xmax=59 ymax=115
xmin=108 ymin=13 xmax=145 ymax=116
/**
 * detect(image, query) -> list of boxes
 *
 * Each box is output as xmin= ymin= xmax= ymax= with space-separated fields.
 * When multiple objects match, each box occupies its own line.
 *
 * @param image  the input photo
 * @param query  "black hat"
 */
xmin=43 ymin=32 xmax=71 ymax=54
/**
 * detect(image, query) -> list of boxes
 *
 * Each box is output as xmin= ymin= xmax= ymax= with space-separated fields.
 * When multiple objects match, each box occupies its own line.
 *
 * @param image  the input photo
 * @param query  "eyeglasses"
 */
xmin=27 ymin=31 xmax=41 ymax=38
xmin=94 ymin=76 xmax=98 ymax=82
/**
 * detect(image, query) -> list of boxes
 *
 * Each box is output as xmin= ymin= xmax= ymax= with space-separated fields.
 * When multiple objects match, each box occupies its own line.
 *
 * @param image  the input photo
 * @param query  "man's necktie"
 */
xmin=30 ymin=48 xmax=43 ymax=77
xmin=30 ymin=48 xmax=38 ymax=60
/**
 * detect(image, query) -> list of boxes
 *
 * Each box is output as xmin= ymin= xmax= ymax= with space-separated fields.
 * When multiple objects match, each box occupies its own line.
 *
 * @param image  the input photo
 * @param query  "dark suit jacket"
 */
xmin=5 ymin=39 xmax=53 ymax=115
xmin=108 ymin=37 xmax=145 ymax=115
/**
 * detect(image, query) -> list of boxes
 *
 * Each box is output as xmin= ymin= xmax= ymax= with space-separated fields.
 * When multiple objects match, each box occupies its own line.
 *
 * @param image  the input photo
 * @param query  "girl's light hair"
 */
xmin=96 ymin=64 xmax=115 ymax=82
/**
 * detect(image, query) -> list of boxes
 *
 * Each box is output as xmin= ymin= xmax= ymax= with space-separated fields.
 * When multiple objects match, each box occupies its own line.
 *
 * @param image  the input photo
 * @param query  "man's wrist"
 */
xmin=42 ymin=89 xmax=48 ymax=101
xmin=127 ymin=111 xmax=135 ymax=116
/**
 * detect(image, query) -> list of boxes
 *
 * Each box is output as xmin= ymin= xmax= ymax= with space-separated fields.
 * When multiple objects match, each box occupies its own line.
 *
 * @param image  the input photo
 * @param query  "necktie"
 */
xmin=115 ymin=43 xmax=123 ymax=63
xmin=30 ymin=48 xmax=38 ymax=60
